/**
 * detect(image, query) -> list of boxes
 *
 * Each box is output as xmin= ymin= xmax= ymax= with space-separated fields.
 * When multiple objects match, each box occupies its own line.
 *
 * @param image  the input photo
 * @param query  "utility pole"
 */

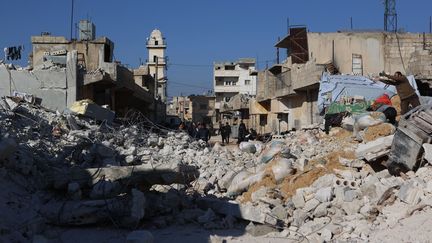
xmin=70 ymin=0 xmax=74 ymax=40
xmin=429 ymin=16 xmax=431 ymax=33
xmin=276 ymin=37 xmax=280 ymax=64
xmin=384 ymin=0 xmax=397 ymax=32
xmin=350 ymin=17 xmax=353 ymax=30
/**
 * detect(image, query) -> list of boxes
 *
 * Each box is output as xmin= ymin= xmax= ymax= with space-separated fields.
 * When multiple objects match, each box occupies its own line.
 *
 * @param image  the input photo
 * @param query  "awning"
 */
xmin=250 ymin=100 xmax=269 ymax=115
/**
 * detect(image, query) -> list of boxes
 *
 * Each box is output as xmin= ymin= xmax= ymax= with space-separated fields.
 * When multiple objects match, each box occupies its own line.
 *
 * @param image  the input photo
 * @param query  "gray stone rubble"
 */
xmin=0 ymin=100 xmax=431 ymax=242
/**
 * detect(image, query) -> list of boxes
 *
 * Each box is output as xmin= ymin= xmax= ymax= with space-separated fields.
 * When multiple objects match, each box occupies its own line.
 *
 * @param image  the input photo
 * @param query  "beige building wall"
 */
xmin=307 ymin=32 xmax=432 ymax=77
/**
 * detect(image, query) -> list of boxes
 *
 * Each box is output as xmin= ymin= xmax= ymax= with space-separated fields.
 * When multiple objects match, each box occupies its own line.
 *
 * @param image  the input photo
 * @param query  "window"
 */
xmin=225 ymin=65 xmax=235 ymax=70
xmin=224 ymin=97 xmax=230 ymax=102
xmin=245 ymin=80 xmax=251 ymax=85
xmin=352 ymin=54 xmax=363 ymax=75
xmin=260 ymin=114 xmax=268 ymax=126
xmin=153 ymin=55 xmax=157 ymax=62
xmin=155 ymin=40 xmax=158 ymax=45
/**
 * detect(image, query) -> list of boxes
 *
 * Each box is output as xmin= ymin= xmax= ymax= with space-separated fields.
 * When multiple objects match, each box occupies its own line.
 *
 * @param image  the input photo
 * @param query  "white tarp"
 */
xmin=317 ymin=74 xmax=420 ymax=114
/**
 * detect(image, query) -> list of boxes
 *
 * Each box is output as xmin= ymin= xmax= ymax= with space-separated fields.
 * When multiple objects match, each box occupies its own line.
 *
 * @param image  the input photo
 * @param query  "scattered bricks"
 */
xmin=126 ymin=230 xmax=154 ymax=243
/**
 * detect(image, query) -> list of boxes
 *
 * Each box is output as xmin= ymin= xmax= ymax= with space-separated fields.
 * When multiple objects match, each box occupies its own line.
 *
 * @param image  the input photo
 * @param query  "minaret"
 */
xmin=146 ymin=29 xmax=167 ymax=103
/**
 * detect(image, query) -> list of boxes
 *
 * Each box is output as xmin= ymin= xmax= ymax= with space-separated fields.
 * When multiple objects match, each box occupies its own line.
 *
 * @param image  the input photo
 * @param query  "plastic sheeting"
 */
xmin=317 ymin=74 xmax=420 ymax=114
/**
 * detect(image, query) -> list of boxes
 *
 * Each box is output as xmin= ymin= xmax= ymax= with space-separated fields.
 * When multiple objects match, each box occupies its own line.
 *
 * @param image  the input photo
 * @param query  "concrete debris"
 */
xmin=424 ymin=144 xmax=432 ymax=163
xmin=0 ymin=98 xmax=431 ymax=242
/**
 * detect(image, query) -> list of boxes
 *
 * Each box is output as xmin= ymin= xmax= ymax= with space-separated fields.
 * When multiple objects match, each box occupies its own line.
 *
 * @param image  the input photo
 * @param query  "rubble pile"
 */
xmin=0 ymin=98 xmax=431 ymax=242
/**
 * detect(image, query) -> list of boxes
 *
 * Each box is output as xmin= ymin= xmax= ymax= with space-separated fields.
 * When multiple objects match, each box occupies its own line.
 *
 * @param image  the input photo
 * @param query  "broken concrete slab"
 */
xmin=355 ymin=135 xmax=394 ymax=161
xmin=196 ymin=198 xmax=277 ymax=225
xmin=424 ymin=144 xmax=432 ymax=163
xmin=398 ymin=181 xmax=424 ymax=205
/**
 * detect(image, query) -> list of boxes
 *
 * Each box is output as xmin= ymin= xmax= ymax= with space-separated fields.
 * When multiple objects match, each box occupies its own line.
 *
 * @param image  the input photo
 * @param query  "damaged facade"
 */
xmin=255 ymin=27 xmax=432 ymax=133
xmin=167 ymin=95 xmax=216 ymax=125
xmin=0 ymin=20 xmax=164 ymax=122
xmin=214 ymin=58 xmax=257 ymax=128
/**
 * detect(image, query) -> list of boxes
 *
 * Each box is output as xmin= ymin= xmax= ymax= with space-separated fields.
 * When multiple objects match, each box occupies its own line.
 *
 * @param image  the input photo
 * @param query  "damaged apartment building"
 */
xmin=0 ymin=20 xmax=165 ymax=122
xmin=167 ymin=94 xmax=216 ymax=126
xmin=213 ymin=58 xmax=257 ymax=128
xmin=253 ymin=27 xmax=432 ymax=134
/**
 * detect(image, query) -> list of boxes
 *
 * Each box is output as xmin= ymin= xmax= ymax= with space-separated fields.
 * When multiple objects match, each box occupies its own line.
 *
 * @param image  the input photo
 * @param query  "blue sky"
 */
xmin=2 ymin=0 xmax=432 ymax=98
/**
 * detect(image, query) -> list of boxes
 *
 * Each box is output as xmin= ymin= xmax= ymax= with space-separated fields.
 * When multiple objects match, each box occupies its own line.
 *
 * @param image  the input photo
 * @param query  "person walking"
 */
xmin=195 ymin=123 xmax=210 ymax=144
xmin=237 ymin=120 xmax=247 ymax=144
xmin=379 ymin=71 xmax=420 ymax=114
xmin=223 ymin=122 xmax=231 ymax=144
xmin=219 ymin=122 xmax=225 ymax=145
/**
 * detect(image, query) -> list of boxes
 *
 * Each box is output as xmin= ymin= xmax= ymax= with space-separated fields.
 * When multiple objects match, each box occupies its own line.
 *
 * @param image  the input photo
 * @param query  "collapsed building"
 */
xmin=0 ymin=94 xmax=431 ymax=242
xmin=254 ymin=27 xmax=432 ymax=134
xmin=0 ymin=20 xmax=165 ymax=122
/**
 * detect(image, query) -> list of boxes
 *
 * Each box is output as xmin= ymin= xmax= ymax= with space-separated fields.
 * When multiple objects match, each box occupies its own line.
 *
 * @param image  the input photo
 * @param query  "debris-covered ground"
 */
xmin=0 ymin=98 xmax=431 ymax=242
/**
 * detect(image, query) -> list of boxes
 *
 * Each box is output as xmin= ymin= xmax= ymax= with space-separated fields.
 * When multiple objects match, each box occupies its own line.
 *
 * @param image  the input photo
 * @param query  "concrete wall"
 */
xmin=307 ymin=32 xmax=385 ymax=75
xmin=0 ymin=51 xmax=77 ymax=111
xmin=32 ymin=36 xmax=113 ymax=72
xmin=307 ymin=32 xmax=432 ymax=78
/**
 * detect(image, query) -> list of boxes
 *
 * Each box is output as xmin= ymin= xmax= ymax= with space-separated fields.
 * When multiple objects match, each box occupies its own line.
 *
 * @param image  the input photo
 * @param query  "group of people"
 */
xmin=179 ymin=122 xmax=211 ymax=143
xmin=219 ymin=120 xmax=258 ymax=145
xmin=219 ymin=122 xmax=232 ymax=145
